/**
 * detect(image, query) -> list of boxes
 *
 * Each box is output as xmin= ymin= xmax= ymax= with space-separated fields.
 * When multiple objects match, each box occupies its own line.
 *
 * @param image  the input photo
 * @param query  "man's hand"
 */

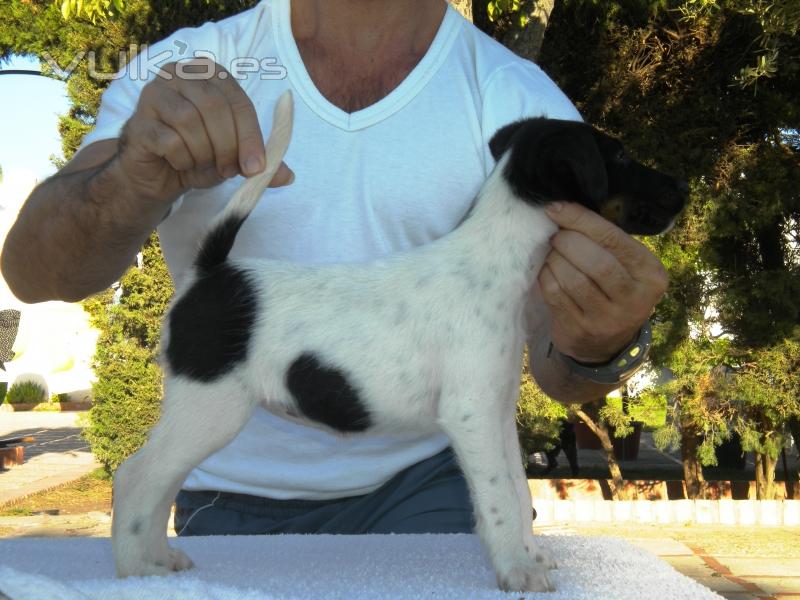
xmin=117 ymin=58 xmax=293 ymax=204
xmin=537 ymin=201 xmax=669 ymax=364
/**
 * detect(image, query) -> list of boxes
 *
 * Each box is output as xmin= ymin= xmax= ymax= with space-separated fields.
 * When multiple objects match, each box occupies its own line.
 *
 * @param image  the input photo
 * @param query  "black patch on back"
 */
xmin=286 ymin=353 xmax=371 ymax=432
xmin=195 ymin=214 xmax=247 ymax=273
xmin=166 ymin=264 xmax=257 ymax=382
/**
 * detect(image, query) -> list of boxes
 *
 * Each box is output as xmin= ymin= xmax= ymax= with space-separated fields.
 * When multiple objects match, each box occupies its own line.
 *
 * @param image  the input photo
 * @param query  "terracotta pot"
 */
xmin=612 ymin=421 xmax=643 ymax=461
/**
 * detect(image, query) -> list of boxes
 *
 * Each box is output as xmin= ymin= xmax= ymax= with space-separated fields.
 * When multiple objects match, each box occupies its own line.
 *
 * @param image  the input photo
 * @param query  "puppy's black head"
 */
xmin=489 ymin=118 xmax=687 ymax=235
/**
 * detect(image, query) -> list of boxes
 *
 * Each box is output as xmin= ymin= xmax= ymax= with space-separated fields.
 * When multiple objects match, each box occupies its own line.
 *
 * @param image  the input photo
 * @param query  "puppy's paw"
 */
xmin=164 ymin=546 xmax=195 ymax=572
xmin=528 ymin=544 xmax=558 ymax=570
xmin=497 ymin=562 xmax=554 ymax=593
xmin=116 ymin=545 xmax=194 ymax=578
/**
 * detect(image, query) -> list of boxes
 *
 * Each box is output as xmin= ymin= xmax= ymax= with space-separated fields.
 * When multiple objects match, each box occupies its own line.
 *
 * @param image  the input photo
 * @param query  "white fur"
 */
xmin=113 ymin=90 xmax=557 ymax=592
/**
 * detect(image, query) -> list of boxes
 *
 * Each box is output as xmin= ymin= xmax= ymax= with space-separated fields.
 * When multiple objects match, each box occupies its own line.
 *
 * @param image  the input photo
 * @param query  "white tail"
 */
xmin=214 ymin=89 xmax=294 ymax=228
xmin=194 ymin=90 xmax=294 ymax=271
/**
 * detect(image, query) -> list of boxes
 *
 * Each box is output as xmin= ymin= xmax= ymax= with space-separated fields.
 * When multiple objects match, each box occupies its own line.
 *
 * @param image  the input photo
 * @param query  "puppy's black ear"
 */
xmin=489 ymin=121 xmax=526 ymax=161
xmin=544 ymin=129 xmax=609 ymax=207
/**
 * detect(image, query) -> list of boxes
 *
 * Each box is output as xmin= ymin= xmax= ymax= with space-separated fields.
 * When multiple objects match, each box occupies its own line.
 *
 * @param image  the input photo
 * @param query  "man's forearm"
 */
xmin=1 ymin=157 xmax=172 ymax=303
xmin=527 ymin=332 xmax=622 ymax=405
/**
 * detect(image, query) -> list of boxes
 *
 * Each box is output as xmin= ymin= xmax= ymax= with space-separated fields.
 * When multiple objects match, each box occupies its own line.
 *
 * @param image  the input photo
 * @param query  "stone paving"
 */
xmin=536 ymin=523 xmax=800 ymax=600
xmin=0 ymin=411 xmax=101 ymax=506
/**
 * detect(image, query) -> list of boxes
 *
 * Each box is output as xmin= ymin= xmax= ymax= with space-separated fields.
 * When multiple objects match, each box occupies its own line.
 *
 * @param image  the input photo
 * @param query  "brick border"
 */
xmin=686 ymin=543 xmax=777 ymax=600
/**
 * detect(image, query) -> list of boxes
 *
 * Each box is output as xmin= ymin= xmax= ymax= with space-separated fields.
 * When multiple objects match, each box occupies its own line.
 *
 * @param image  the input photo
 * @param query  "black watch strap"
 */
xmin=554 ymin=320 xmax=652 ymax=385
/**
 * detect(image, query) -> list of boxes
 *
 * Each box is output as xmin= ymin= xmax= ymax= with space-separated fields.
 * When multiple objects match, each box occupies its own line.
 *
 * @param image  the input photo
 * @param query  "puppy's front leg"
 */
xmin=500 ymin=391 xmax=557 ymax=570
xmin=438 ymin=383 xmax=553 ymax=593
xmin=113 ymin=376 xmax=258 ymax=577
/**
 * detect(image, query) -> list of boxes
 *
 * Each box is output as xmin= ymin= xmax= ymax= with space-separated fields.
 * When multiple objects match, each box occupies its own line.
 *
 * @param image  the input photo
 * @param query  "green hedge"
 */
xmin=516 ymin=351 xmax=568 ymax=464
xmin=82 ymin=235 xmax=173 ymax=474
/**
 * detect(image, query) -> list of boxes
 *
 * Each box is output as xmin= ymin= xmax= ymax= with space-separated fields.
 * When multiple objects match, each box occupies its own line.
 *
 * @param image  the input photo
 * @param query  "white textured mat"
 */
xmin=0 ymin=534 xmax=721 ymax=599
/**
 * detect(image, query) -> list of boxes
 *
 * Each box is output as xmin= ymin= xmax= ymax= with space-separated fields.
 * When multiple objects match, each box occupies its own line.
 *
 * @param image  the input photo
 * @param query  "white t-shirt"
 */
xmin=80 ymin=0 xmax=581 ymax=500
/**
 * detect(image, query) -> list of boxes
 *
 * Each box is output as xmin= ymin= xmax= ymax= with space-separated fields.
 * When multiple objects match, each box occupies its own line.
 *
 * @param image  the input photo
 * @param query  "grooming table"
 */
xmin=0 ymin=533 xmax=720 ymax=599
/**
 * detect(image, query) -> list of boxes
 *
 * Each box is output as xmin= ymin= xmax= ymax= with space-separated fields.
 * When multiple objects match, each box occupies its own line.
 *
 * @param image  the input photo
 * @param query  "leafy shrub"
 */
xmin=6 ymin=381 xmax=47 ymax=404
xmin=516 ymin=350 xmax=568 ymax=465
xmin=82 ymin=235 xmax=173 ymax=474
xmin=602 ymin=389 xmax=668 ymax=436
xmin=33 ymin=401 xmax=62 ymax=412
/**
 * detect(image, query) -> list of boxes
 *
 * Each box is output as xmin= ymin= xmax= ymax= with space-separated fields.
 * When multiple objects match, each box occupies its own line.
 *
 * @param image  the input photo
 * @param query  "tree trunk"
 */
xmin=574 ymin=407 xmax=631 ymax=500
xmin=679 ymin=416 xmax=707 ymax=499
xmin=501 ymin=0 xmax=556 ymax=63
xmin=755 ymin=452 xmax=778 ymax=499
xmin=449 ymin=0 xmax=473 ymax=21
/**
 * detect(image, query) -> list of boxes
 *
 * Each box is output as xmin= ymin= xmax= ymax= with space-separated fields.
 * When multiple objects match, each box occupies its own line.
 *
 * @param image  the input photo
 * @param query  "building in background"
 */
xmin=0 ymin=168 xmax=99 ymax=402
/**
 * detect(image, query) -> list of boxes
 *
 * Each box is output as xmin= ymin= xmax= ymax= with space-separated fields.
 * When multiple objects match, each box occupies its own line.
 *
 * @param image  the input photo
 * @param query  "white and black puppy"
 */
xmin=112 ymin=91 xmax=686 ymax=592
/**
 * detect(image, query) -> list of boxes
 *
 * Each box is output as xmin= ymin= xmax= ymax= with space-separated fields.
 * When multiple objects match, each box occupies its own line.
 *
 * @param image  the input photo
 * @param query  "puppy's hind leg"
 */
xmin=112 ymin=376 xmax=257 ymax=578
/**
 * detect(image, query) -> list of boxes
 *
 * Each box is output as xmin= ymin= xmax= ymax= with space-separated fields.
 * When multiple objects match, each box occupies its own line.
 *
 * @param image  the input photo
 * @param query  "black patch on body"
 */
xmin=286 ymin=353 xmax=371 ymax=432
xmin=166 ymin=264 xmax=257 ymax=382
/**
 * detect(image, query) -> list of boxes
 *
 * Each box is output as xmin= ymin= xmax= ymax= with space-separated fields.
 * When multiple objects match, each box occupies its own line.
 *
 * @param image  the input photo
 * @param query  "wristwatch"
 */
xmin=552 ymin=319 xmax=652 ymax=385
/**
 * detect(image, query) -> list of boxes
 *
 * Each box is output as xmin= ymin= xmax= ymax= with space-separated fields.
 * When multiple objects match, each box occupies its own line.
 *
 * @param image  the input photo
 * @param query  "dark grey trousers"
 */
xmin=174 ymin=447 xmax=474 ymax=536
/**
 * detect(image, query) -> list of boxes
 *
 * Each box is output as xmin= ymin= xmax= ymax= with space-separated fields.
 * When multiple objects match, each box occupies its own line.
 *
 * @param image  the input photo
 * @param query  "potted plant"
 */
xmin=3 ymin=379 xmax=47 ymax=410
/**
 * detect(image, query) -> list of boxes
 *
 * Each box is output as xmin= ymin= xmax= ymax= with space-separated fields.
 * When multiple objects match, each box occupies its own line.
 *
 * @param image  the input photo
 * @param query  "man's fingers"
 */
xmin=178 ymin=79 xmax=241 ymax=178
xmin=544 ymin=249 xmax=610 ymax=311
xmin=550 ymin=230 xmax=635 ymax=301
xmin=158 ymin=59 xmax=265 ymax=178
xmin=538 ymin=264 xmax=589 ymax=355
xmin=135 ymin=120 xmax=195 ymax=173
xmin=152 ymin=89 xmax=216 ymax=170
xmin=538 ymin=262 xmax=584 ymax=319
xmin=545 ymin=202 xmax=645 ymax=272
xmin=269 ymin=162 xmax=295 ymax=187
xmin=210 ymin=71 xmax=266 ymax=176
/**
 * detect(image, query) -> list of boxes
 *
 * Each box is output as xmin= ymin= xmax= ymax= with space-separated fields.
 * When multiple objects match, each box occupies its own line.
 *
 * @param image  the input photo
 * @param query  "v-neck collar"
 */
xmin=272 ymin=0 xmax=462 ymax=132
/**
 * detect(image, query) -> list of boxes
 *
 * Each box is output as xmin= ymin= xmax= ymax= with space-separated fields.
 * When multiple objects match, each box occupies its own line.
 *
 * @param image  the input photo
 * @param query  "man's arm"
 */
xmin=1 ymin=141 xmax=174 ymax=303
xmin=526 ymin=201 xmax=669 ymax=403
xmin=526 ymin=292 xmax=629 ymax=404
xmin=1 ymin=59 xmax=291 ymax=304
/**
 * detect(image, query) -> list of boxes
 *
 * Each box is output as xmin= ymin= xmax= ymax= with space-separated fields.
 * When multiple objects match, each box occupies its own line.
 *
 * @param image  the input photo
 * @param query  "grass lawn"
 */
xmin=0 ymin=468 xmax=112 ymax=517
xmin=572 ymin=522 xmax=800 ymax=557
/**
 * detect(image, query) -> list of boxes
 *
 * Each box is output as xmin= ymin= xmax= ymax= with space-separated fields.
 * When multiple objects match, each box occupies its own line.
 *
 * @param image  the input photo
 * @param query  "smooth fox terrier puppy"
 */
xmin=112 ymin=91 xmax=686 ymax=592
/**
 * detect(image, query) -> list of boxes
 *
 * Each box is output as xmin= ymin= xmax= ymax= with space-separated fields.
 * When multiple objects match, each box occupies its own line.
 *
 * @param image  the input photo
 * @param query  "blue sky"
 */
xmin=0 ymin=55 xmax=72 ymax=182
